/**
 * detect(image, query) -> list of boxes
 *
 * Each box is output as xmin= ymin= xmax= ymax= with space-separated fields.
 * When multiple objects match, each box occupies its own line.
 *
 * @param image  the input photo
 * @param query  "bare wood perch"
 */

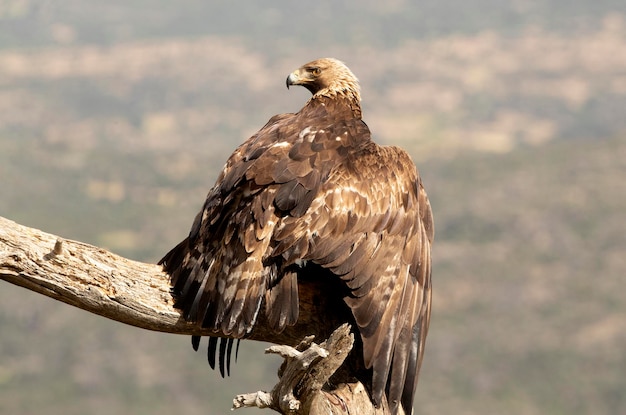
xmin=0 ymin=215 xmax=386 ymax=414
xmin=234 ymin=324 xmax=385 ymax=415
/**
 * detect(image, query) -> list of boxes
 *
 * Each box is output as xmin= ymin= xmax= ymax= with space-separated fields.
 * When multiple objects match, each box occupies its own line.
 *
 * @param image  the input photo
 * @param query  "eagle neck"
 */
xmin=308 ymin=93 xmax=362 ymax=119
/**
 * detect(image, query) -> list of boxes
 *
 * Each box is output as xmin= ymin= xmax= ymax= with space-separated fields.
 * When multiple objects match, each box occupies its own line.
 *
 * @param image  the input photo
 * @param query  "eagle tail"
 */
xmin=160 ymin=240 xmax=240 ymax=377
xmin=191 ymin=336 xmax=240 ymax=378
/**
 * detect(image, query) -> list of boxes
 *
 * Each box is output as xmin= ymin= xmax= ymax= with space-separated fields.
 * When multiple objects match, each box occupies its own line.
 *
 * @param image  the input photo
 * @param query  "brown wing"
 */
xmin=161 ymin=101 xmax=433 ymax=414
xmin=160 ymin=105 xmax=360 ymax=337
xmin=273 ymin=143 xmax=433 ymax=414
xmin=160 ymin=113 xmax=293 ymax=335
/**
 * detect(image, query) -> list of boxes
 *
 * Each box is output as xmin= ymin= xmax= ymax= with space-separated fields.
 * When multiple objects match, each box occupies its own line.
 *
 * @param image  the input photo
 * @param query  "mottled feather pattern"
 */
xmin=160 ymin=58 xmax=433 ymax=415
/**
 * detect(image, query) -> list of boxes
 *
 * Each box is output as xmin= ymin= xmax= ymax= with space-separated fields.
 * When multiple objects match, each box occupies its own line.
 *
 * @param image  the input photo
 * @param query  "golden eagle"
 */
xmin=160 ymin=58 xmax=433 ymax=415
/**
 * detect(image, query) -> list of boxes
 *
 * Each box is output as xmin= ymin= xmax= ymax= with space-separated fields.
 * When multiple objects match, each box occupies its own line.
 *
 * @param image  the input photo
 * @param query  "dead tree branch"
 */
xmin=234 ymin=324 xmax=385 ymax=415
xmin=0 ymin=215 xmax=385 ymax=414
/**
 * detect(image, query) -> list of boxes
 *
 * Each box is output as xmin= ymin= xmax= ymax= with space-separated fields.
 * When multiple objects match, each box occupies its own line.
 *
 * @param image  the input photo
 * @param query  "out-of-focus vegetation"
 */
xmin=1 ymin=1 xmax=625 ymax=414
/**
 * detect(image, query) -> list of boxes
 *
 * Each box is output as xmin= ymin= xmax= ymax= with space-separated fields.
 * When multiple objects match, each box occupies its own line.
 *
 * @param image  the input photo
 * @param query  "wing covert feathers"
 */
xmin=160 ymin=88 xmax=433 ymax=415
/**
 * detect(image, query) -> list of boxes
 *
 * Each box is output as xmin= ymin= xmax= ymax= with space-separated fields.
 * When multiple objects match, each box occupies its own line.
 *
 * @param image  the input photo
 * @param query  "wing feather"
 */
xmin=265 ymin=269 xmax=300 ymax=331
xmin=159 ymin=95 xmax=433 ymax=415
xmin=275 ymin=143 xmax=433 ymax=414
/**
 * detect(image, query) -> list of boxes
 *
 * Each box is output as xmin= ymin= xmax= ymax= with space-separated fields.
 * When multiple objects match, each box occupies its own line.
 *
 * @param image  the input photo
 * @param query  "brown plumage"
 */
xmin=159 ymin=58 xmax=434 ymax=415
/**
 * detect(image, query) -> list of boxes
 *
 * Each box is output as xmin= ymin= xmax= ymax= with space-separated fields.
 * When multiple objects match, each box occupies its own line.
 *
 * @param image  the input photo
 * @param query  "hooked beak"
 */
xmin=286 ymin=71 xmax=300 ymax=89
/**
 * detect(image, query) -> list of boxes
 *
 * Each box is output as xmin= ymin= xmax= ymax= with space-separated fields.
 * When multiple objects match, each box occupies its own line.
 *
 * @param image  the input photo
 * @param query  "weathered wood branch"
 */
xmin=234 ymin=324 xmax=385 ymax=415
xmin=1 ymin=215 xmax=339 ymax=343
xmin=0 ymin=215 xmax=386 ymax=414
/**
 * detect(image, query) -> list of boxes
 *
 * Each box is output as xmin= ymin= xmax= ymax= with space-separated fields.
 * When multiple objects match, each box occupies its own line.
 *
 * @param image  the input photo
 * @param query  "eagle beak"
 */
xmin=286 ymin=71 xmax=299 ymax=89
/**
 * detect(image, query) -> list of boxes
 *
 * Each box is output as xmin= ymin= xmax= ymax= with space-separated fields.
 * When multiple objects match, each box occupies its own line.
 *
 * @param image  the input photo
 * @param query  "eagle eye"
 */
xmin=308 ymin=66 xmax=321 ymax=76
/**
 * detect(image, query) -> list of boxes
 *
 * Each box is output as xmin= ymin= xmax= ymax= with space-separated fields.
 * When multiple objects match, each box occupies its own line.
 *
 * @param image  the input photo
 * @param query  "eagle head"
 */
xmin=286 ymin=58 xmax=361 ymax=102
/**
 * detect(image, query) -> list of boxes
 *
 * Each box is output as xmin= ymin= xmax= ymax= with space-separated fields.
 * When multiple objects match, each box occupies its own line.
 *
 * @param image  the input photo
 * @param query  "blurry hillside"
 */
xmin=1 ymin=1 xmax=625 ymax=414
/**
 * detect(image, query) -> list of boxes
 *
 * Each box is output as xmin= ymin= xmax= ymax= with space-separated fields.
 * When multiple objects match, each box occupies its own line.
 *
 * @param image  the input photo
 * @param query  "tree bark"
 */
xmin=0 ymin=215 xmax=386 ymax=414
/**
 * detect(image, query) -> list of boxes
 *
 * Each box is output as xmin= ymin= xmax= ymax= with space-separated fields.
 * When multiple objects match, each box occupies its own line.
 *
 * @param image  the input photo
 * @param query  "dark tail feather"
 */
xmin=162 ymin=239 xmax=243 ymax=379
xmin=207 ymin=336 xmax=218 ymax=370
xmin=226 ymin=338 xmax=234 ymax=376
xmin=191 ymin=335 xmax=201 ymax=351
xmin=190 ymin=336 xmax=240 ymax=377
xmin=218 ymin=337 xmax=228 ymax=378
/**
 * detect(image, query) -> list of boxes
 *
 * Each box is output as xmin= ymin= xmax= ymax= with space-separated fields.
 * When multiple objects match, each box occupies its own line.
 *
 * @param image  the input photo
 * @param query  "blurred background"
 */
xmin=1 ymin=1 xmax=625 ymax=414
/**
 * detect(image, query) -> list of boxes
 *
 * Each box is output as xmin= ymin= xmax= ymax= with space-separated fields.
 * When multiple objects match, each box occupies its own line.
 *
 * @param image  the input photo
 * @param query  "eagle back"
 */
xmin=160 ymin=92 xmax=433 ymax=415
